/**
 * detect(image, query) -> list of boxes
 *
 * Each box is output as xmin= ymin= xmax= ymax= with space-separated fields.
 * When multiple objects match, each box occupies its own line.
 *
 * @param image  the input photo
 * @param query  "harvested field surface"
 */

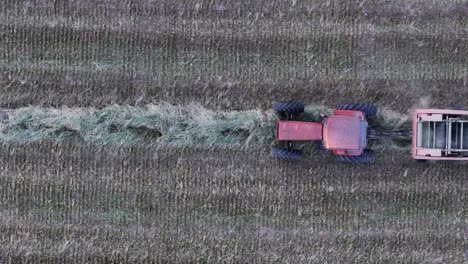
xmin=0 ymin=143 xmax=466 ymax=263
xmin=0 ymin=1 xmax=467 ymax=110
xmin=0 ymin=0 xmax=467 ymax=263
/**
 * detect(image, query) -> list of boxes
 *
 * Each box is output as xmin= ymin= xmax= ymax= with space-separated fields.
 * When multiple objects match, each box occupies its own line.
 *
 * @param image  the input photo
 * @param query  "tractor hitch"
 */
xmin=368 ymin=127 xmax=412 ymax=140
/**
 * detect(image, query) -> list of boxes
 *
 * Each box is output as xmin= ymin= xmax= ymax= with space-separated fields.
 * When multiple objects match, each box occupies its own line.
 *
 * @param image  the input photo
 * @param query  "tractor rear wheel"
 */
xmin=335 ymin=150 xmax=374 ymax=164
xmin=272 ymin=147 xmax=302 ymax=161
xmin=273 ymin=101 xmax=304 ymax=114
xmin=336 ymin=102 xmax=377 ymax=117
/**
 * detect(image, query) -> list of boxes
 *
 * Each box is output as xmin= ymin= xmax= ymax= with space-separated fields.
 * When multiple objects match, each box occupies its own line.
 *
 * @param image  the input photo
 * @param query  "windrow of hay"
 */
xmin=0 ymin=103 xmax=277 ymax=148
xmin=0 ymin=103 xmax=412 ymax=147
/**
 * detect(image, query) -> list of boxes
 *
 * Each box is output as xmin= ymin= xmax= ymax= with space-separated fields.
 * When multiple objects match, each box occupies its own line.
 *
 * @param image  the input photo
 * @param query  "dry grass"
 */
xmin=0 ymin=103 xmax=276 ymax=147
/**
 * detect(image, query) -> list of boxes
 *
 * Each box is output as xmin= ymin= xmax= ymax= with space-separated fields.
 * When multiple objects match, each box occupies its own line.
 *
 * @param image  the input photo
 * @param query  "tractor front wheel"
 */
xmin=273 ymin=101 xmax=304 ymax=115
xmin=316 ymin=141 xmax=326 ymax=152
xmin=335 ymin=150 xmax=374 ymax=164
xmin=272 ymin=147 xmax=302 ymax=161
xmin=337 ymin=102 xmax=377 ymax=117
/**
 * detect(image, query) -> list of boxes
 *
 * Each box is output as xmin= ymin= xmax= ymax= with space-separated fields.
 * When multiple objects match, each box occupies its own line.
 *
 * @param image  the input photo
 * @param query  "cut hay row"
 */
xmin=0 ymin=103 xmax=276 ymax=147
xmin=0 ymin=103 xmax=410 ymax=148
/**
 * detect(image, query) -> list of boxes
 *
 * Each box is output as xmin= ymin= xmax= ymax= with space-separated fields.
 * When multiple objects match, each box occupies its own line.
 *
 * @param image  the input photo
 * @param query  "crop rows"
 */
xmin=0 ymin=142 xmax=466 ymax=262
xmin=0 ymin=1 xmax=467 ymax=110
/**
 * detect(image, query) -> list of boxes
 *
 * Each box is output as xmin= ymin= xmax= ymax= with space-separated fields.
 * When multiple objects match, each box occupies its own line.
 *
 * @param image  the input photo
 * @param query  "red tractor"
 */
xmin=272 ymin=101 xmax=377 ymax=163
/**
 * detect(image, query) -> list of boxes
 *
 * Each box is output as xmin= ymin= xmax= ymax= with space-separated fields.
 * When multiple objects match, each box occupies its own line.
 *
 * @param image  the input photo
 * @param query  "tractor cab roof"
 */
xmin=323 ymin=116 xmax=367 ymax=151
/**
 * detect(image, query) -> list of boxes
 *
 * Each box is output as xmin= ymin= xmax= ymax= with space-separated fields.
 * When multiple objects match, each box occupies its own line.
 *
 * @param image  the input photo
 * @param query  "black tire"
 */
xmin=273 ymin=101 xmax=304 ymax=114
xmin=447 ymin=107 xmax=464 ymax=119
xmin=272 ymin=147 xmax=302 ymax=161
xmin=336 ymin=102 xmax=377 ymax=117
xmin=335 ymin=150 xmax=374 ymax=164
xmin=447 ymin=159 xmax=464 ymax=164
xmin=448 ymin=106 xmax=464 ymax=110
xmin=316 ymin=141 xmax=326 ymax=152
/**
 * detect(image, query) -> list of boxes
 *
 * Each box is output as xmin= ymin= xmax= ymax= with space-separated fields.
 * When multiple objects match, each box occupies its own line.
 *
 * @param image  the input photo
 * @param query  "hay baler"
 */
xmin=413 ymin=109 xmax=468 ymax=161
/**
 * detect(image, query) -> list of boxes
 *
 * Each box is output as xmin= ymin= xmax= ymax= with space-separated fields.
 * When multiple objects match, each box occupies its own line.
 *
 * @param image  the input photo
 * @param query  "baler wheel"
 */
xmin=271 ymin=147 xmax=302 ymax=161
xmin=273 ymin=101 xmax=304 ymax=114
xmin=335 ymin=150 xmax=374 ymax=164
xmin=336 ymin=102 xmax=377 ymax=117
xmin=447 ymin=107 xmax=464 ymax=118
xmin=448 ymin=106 xmax=464 ymax=110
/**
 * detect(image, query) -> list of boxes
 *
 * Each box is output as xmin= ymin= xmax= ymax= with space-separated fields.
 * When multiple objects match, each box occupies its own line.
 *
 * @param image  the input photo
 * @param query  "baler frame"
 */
xmin=413 ymin=109 xmax=468 ymax=160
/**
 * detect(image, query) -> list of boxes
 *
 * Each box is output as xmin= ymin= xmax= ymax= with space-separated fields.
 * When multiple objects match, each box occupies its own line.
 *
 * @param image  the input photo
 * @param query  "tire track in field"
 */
xmin=0 ymin=103 xmax=411 ymax=149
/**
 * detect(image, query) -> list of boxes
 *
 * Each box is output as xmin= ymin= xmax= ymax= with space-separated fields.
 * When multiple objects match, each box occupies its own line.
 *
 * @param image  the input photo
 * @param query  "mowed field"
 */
xmin=0 ymin=1 xmax=467 ymax=263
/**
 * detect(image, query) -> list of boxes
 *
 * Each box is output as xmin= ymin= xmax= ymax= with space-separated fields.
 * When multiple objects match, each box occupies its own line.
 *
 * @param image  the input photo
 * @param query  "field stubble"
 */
xmin=0 ymin=0 xmax=467 ymax=110
xmin=0 ymin=142 xmax=466 ymax=263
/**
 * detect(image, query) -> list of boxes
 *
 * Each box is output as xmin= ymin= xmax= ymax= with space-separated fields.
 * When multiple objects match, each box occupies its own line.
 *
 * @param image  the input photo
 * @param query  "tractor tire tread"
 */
xmin=271 ymin=147 xmax=302 ymax=161
xmin=336 ymin=102 xmax=377 ymax=117
xmin=336 ymin=150 xmax=374 ymax=164
xmin=273 ymin=101 xmax=305 ymax=114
